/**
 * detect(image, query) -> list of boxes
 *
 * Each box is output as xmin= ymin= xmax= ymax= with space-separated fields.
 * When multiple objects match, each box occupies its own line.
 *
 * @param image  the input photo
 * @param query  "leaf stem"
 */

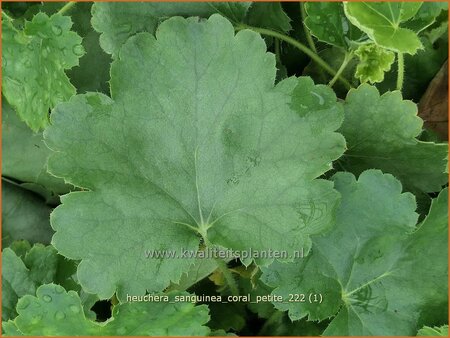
xmin=214 ymin=258 xmax=239 ymax=296
xmin=235 ymin=24 xmax=352 ymax=90
xmin=258 ymin=310 xmax=284 ymax=335
xmin=329 ymin=51 xmax=354 ymax=87
xmin=396 ymin=53 xmax=404 ymax=91
xmin=300 ymin=2 xmax=317 ymax=54
xmin=57 ymin=1 xmax=76 ymax=15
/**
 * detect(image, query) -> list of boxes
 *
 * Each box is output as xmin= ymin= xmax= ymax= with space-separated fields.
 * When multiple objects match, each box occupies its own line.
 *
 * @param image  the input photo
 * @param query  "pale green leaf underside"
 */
xmin=2 ymin=12 xmax=84 ymax=131
xmin=91 ymin=2 xmax=251 ymax=56
xmin=417 ymin=324 xmax=449 ymax=336
xmin=3 ymin=284 xmax=210 ymax=336
xmin=344 ymin=2 xmax=423 ymax=54
xmin=355 ymin=43 xmax=395 ymax=83
xmin=261 ymin=170 xmax=448 ymax=335
xmin=338 ymin=84 xmax=448 ymax=193
xmin=2 ymin=101 xmax=70 ymax=200
xmin=305 ymin=2 xmax=363 ymax=49
xmin=44 ymin=15 xmax=345 ymax=300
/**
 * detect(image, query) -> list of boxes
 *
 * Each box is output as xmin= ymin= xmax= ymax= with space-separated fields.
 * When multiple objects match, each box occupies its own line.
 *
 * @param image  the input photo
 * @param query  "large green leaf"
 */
xmin=44 ymin=15 xmax=345 ymax=300
xmin=338 ymin=84 xmax=448 ymax=193
xmin=261 ymin=170 xmax=448 ymax=335
xmin=91 ymin=2 xmax=251 ymax=56
xmin=2 ymin=101 xmax=70 ymax=201
xmin=304 ymin=2 xmax=363 ymax=49
xmin=2 ymin=12 xmax=84 ymax=131
xmin=3 ymin=284 xmax=210 ymax=336
xmin=344 ymin=2 xmax=423 ymax=54
xmin=2 ymin=182 xmax=53 ymax=247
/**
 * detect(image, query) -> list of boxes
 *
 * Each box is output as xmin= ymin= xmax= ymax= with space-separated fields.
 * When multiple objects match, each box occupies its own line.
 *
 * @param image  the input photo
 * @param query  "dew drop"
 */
xmin=116 ymin=23 xmax=132 ymax=35
xmin=69 ymin=304 xmax=80 ymax=314
xmin=27 ymin=43 xmax=35 ymax=51
xmin=31 ymin=314 xmax=42 ymax=324
xmin=329 ymin=36 xmax=336 ymax=42
xmin=316 ymin=15 xmax=321 ymax=20
xmin=72 ymin=44 xmax=85 ymax=56
xmin=310 ymin=90 xmax=325 ymax=105
xmin=42 ymin=295 xmax=52 ymax=303
xmin=17 ymin=298 xmax=30 ymax=310
xmin=55 ymin=311 xmax=66 ymax=320
xmin=54 ymin=285 xmax=65 ymax=294
xmin=116 ymin=327 xmax=127 ymax=335
xmin=52 ymin=25 xmax=63 ymax=36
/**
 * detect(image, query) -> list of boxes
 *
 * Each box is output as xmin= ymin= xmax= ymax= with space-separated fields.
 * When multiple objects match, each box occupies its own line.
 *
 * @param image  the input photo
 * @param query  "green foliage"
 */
xmin=44 ymin=15 xmax=345 ymax=300
xmin=2 ymin=11 xmax=84 ymax=131
xmin=1 ymin=2 xmax=447 ymax=336
xmin=261 ymin=171 xmax=448 ymax=335
xmin=338 ymin=84 xmax=448 ymax=193
xmin=355 ymin=44 xmax=395 ymax=83
xmin=344 ymin=2 xmax=423 ymax=54
xmin=3 ymin=284 xmax=210 ymax=336
xmin=418 ymin=324 xmax=449 ymax=336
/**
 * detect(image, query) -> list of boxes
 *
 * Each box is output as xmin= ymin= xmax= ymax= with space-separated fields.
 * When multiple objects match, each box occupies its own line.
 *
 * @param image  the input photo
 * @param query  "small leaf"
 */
xmin=344 ymin=2 xmax=423 ymax=54
xmin=4 ymin=284 xmax=210 ymax=336
xmin=2 ymin=12 xmax=84 ymax=131
xmin=355 ymin=44 xmax=395 ymax=83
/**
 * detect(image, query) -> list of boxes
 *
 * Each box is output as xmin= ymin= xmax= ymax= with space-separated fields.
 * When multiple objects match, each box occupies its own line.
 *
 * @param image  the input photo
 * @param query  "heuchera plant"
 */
xmin=1 ymin=1 xmax=448 ymax=336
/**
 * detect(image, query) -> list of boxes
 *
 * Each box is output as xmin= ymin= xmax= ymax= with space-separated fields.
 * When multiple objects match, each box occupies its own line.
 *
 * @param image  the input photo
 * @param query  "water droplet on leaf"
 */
xmin=117 ymin=23 xmax=133 ymax=35
xmin=72 ymin=44 xmax=84 ymax=56
xmin=55 ymin=311 xmax=66 ymax=320
xmin=42 ymin=295 xmax=52 ymax=303
xmin=52 ymin=25 xmax=63 ymax=36
xmin=17 ymin=298 xmax=30 ymax=310
xmin=69 ymin=304 xmax=80 ymax=314
xmin=31 ymin=315 xmax=43 ymax=324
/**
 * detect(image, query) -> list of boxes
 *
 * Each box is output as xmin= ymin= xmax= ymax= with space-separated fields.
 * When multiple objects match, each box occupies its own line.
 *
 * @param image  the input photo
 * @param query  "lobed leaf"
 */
xmin=44 ymin=15 xmax=345 ymax=300
xmin=91 ymin=2 xmax=251 ymax=56
xmin=2 ymin=12 xmax=84 ymax=131
xmin=338 ymin=84 xmax=448 ymax=193
xmin=3 ymin=284 xmax=210 ymax=336
xmin=261 ymin=170 xmax=448 ymax=335
xmin=344 ymin=2 xmax=423 ymax=54
xmin=354 ymin=44 xmax=395 ymax=83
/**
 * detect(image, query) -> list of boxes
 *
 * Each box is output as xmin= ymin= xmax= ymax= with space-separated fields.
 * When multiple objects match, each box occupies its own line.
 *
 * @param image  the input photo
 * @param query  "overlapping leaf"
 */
xmin=3 ymin=284 xmax=210 ymax=336
xmin=344 ymin=2 xmax=423 ymax=54
xmin=2 ymin=101 xmax=70 ymax=201
xmin=2 ymin=12 xmax=84 ymax=131
xmin=44 ymin=15 xmax=345 ymax=300
xmin=91 ymin=2 xmax=251 ymax=56
xmin=2 ymin=182 xmax=53 ymax=247
xmin=261 ymin=170 xmax=448 ymax=335
xmin=338 ymin=84 xmax=447 ymax=193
